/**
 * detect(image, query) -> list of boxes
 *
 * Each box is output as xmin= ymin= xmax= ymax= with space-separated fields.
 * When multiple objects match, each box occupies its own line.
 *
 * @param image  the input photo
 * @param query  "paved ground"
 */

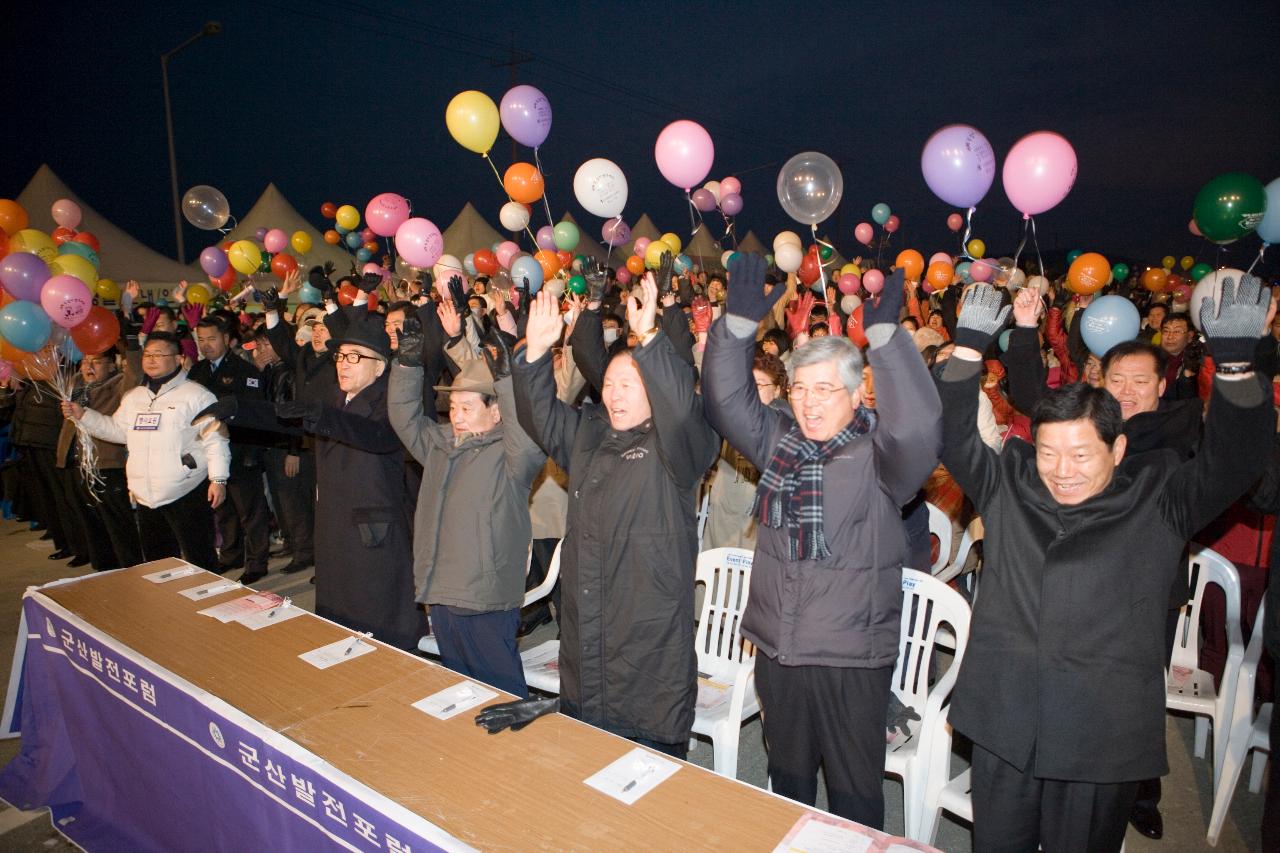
xmin=0 ymin=516 xmax=1267 ymax=850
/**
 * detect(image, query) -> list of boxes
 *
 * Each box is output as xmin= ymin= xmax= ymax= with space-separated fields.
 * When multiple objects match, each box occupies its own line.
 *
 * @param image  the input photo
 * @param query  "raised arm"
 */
xmin=513 ymin=290 xmax=582 ymax=472
xmin=1002 ymin=286 xmax=1050 ymax=413
xmin=481 ymin=330 xmax=547 ymax=486
xmin=568 ymin=306 xmax=607 ymax=397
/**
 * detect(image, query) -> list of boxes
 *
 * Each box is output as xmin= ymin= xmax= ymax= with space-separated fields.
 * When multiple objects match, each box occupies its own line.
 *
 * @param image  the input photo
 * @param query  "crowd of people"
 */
xmin=4 ymin=245 xmax=1280 ymax=851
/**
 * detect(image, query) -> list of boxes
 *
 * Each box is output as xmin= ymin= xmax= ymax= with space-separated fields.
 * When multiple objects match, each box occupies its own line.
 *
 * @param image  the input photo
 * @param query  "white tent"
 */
xmin=737 ymin=231 xmax=767 ymax=257
xmin=685 ymin=224 xmax=725 ymax=269
xmin=441 ymin=202 xmax=503 ymax=261
xmin=222 ymin=183 xmax=357 ymax=277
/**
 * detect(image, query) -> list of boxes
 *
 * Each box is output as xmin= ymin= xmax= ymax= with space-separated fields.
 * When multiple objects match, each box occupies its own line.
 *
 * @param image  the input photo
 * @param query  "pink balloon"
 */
xmin=51 ymin=198 xmax=82 ymax=230
xmin=496 ymin=240 xmax=520 ymax=270
xmin=929 ymin=252 xmax=951 ymax=266
xmin=970 ymin=259 xmax=994 ymax=282
xmin=1002 ymin=131 xmax=1078 ymax=217
xmin=393 ymin=217 xmax=443 ymax=268
xmin=362 ymin=262 xmax=390 ymax=280
xmin=602 ymin=219 xmax=631 ymax=246
xmin=922 ymin=281 xmax=936 ymax=295
xmin=838 ymin=273 xmax=860 ymax=295
xmin=719 ymin=176 xmax=742 ymax=197
xmin=360 ymin=227 xmax=377 ymax=244
xmin=855 ymin=223 xmax=874 ymax=245
xmin=615 ymin=266 xmax=633 ymax=285
xmin=862 ymin=269 xmax=885 ymax=294
xmin=263 ymin=228 xmax=288 ymax=253
xmin=654 ymin=119 xmax=715 ymax=190
xmin=720 ymin=193 xmax=744 ymax=216
xmin=536 ymin=226 xmax=556 ymax=251
xmin=40 ymin=274 xmax=92 ymax=328
xmin=885 ymin=215 xmax=900 ymax=233
xmin=947 ymin=213 xmax=963 ymax=232
xmin=1188 ymin=219 xmax=1202 ymax=237
xmin=633 ymin=236 xmax=651 ymax=257
xmin=365 ymin=193 xmax=411 ymax=238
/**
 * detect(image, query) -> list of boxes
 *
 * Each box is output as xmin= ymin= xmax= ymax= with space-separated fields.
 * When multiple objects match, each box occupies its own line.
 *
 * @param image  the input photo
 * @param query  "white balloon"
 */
xmin=499 ymin=202 xmax=530 ymax=232
xmin=840 ymin=294 xmax=861 ymax=314
xmin=704 ymin=180 xmax=721 ymax=204
xmin=433 ymin=254 xmax=465 ymax=282
xmin=573 ymin=158 xmax=628 ymax=219
xmin=721 ymin=250 xmax=734 ymax=269
xmin=1189 ymin=268 xmax=1246 ymax=331
xmin=1027 ymin=275 xmax=1050 ymax=295
xmin=775 ymin=243 xmax=803 ymax=273
xmin=773 ymin=231 xmax=802 ymax=251
xmin=1008 ymin=268 xmax=1027 ymax=289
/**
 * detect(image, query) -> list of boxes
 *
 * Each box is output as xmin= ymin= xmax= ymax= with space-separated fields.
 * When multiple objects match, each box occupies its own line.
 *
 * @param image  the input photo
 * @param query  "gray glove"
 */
xmin=954 ymin=284 xmax=1012 ymax=353
xmin=582 ymin=261 xmax=608 ymax=305
xmin=1199 ymin=273 xmax=1268 ymax=365
xmin=474 ymin=697 xmax=559 ymax=733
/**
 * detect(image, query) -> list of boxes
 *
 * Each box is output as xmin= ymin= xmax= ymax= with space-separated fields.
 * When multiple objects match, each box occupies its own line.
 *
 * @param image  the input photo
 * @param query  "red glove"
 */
xmin=785 ymin=292 xmax=815 ymax=339
xmin=691 ymin=296 xmax=711 ymax=335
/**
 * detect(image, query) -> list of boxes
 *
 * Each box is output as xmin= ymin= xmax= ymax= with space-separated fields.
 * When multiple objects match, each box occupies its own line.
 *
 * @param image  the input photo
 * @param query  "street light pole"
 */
xmin=162 ymin=21 xmax=221 ymax=265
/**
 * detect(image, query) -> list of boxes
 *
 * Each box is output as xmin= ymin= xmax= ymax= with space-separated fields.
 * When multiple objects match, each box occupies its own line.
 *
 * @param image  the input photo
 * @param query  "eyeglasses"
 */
xmin=332 ymin=351 xmax=382 ymax=365
xmin=788 ymin=383 xmax=846 ymax=403
xmin=141 ymin=352 xmax=177 ymax=361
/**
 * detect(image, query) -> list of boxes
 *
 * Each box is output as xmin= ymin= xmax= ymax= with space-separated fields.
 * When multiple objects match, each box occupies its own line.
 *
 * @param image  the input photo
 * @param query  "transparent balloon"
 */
xmin=777 ymin=152 xmax=843 ymax=225
xmin=182 ymin=185 xmax=230 ymax=231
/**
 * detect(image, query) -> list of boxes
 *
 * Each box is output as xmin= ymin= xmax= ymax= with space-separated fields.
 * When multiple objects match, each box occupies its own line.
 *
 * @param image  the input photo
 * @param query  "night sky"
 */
xmin=3 ymin=1 xmax=1277 ymax=275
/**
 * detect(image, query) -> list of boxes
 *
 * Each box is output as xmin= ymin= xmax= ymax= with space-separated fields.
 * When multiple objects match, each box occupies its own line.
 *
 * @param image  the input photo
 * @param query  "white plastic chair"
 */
xmin=695 ymin=485 xmax=712 ymax=551
xmin=1167 ymin=546 xmax=1244 ymax=783
xmin=689 ymin=547 xmax=758 ymax=779
xmin=887 ymin=569 xmax=971 ymax=840
xmin=418 ymin=542 xmax=562 ymax=658
xmin=926 ymin=502 xmax=978 ymax=589
xmin=1207 ymin=600 xmax=1271 ymax=846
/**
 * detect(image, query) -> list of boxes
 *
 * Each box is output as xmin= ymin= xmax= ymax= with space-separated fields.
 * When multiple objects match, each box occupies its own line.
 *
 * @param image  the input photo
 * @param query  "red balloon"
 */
xmin=473 ymin=249 xmax=498 ymax=276
xmin=69 ymin=306 xmax=121 ymax=355
xmin=884 ymin=215 xmax=900 ymax=234
xmin=337 ymin=282 xmax=358 ymax=306
xmin=321 ymin=202 xmax=337 ymax=219
xmin=360 ymin=228 xmax=377 ymax=244
xmin=52 ymin=226 xmax=77 ymax=245
xmin=220 ymin=238 xmax=236 ymax=252
xmin=209 ymin=265 xmax=237 ymax=292
xmin=270 ymin=253 xmax=298 ymax=280
xmin=365 ymin=289 xmax=380 ymax=311
xmin=946 ymin=213 xmax=963 ymax=232
xmin=845 ymin=305 xmax=867 ymax=348
xmin=798 ymin=250 xmax=820 ymax=286
xmin=73 ymin=231 xmax=100 ymax=252
xmin=556 ymin=249 xmax=573 ymax=269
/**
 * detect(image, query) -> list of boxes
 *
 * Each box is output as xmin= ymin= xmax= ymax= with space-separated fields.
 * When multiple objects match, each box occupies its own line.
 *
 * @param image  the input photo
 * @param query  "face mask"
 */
xmin=603 ymin=328 xmax=619 ymax=345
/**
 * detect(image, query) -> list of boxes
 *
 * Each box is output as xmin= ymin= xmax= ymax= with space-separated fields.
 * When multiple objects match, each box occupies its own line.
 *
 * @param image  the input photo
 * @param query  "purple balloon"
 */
xmin=254 ymin=227 xmax=269 ymax=242
xmin=500 ymin=84 xmax=553 ymax=148
xmin=536 ymin=225 xmax=556 ymax=251
xmin=690 ymin=188 xmax=717 ymax=212
xmin=920 ymin=124 xmax=997 ymax=208
xmin=602 ymin=220 xmax=631 ymax=246
xmin=720 ymin=193 xmax=744 ymax=216
xmin=199 ymin=246 xmax=229 ymax=277
xmin=0 ymin=252 xmax=52 ymax=302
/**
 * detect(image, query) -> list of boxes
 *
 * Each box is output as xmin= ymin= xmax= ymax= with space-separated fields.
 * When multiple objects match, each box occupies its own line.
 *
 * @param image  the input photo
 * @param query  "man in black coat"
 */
xmin=936 ymin=280 xmax=1274 ymax=852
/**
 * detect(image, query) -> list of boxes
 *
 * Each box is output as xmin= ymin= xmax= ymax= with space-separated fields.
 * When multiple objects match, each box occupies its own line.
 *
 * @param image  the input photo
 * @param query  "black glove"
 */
xmin=481 ymin=327 xmax=512 ymax=380
xmin=582 ymin=263 xmax=608 ymax=305
xmin=886 ymin=694 xmax=921 ymax=740
xmin=447 ymin=276 xmax=468 ymax=314
xmin=276 ymin=399 xmax=322 ymax=424
xmin=676 ymin=272 xmax=696 ymax=307
xmin=863 ymin=268 xmax=906 ymax=328
xmin=192 ymin=396 xmax=238 ymax=425
xmin=255 ymin=287 xmax=282 ymax=313
xmin=725 ymin=253 xmax=784 ymax=322
xmin=396 ymin=316 xmax=425 ymax=368
xmin=473 ymin=697 xmax=559 ymax=734
xmin=656 ymin=251 xmax=675 ymax=295
xmin=357 ymin=272 xmax=383 ymax=294
xmin=953 ymin=283 xmax=1013 ymax=353
xmin=308 ymin=265 xmax=334 ymax=299
xmin=1051 ymin=286 xmax=1072 ymax=311
xmin=1200 ymin=273 xmax=1269 ymax=366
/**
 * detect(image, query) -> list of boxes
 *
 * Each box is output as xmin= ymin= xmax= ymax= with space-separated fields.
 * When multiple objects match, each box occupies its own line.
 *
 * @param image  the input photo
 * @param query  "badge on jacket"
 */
xmin=246 ymin=378 xmax=259 ymax=388
xmin=133 ymin=413 xmax=161 ymax=431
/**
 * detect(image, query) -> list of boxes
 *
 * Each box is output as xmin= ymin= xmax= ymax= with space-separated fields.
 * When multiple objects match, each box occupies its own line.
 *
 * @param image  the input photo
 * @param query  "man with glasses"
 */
xmin=63 ymin=332 xmax=229 ymax=571
xmin=701 ymin=256 xmax=942 ymax=829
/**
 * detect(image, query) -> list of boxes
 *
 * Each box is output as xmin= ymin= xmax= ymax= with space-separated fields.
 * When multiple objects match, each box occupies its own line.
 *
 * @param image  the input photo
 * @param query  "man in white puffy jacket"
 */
xmin=62 ymin=332 xmax=231 ymax=571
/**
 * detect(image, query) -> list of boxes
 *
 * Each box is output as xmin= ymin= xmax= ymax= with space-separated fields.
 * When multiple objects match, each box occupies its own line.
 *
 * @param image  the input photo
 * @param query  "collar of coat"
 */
xmin=1009 ymin=439 xmax=1174 ymax=522
xmin=426 ymin=423 xmax=505 ymax=455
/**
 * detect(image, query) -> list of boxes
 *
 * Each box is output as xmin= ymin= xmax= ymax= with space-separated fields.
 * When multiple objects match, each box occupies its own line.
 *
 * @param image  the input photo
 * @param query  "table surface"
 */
xmin=38 ymin=559 xmax=833 ymax=852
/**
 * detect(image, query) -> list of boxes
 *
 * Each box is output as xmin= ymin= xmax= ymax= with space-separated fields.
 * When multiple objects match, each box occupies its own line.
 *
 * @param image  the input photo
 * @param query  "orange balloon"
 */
xmin=0 ymin=199 xmax=29 ymax=236
xmin=895 ymin=249 xmax=924 ymax=281
xmin=626 ymin=255 xmax=645 ymax=275
xmin=926 ymin=260 xmax=954 ymax=290
xmin=1067 ymin=252 xmax=1110 ymax=295
xmin=323 ymin=229 xmax=341 ymax=245
xmin=534 ymin=249 xmax=561 ymax=280
xmin=503 ymin=163 xmax=545 ymax=204
xmin=363 ymin=240 xmax=379 ymax=253
xmin=1140 ymin=267 xmax=1168 ymax=293
xmin=0 ymin=231 xmax=8 ymax=262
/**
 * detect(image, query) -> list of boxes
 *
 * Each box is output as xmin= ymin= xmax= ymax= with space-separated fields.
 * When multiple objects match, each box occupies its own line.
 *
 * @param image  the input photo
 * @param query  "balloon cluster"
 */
xmin=319 ymin=197 xmax=401 ymax=264
xmin=199 ymin=226 xmax=311 ymax=296
xmin=621 ymin=232 xmax=690 ymax=284
xmin=691 ymin=175 xmax=745 ymax=218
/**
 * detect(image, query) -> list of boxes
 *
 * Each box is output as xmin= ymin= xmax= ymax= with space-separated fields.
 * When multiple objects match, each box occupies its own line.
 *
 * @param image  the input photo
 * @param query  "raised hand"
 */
xmin=785 ymin=292 xmax=815 ymax=338
xmin=1199 ymin=273 xmax=1273 ymax=366
xmin=628 ymin=271 xmax=659 ymax=339
xmin=724 ymin=253 xmax=782 ymax=322
xmin=1011 ymin=286 xmax=1043 ymax=328
xmin=438 ymin=299 xmax=462 ymax=339
xmin=523 ymin=289 xmax=563 ymax=362
xmin=953 ymin=283 xmax=1012 ymax=354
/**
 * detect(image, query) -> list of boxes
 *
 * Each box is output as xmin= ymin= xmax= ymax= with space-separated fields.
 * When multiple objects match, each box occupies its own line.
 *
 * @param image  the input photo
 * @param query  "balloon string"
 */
xmin=1246 ymin=243 xmax=1267 ymax=277
xmin=685 ymin=192 xmax=705 ymax=244
xmin=1011 ymin=216 xmax=1031 ymax=271
xmin=1030 ymin=216 xmax=1046 ymax=279
xmin=811 ymin=225 xmax=832 ymax=316
xmin=483 ymin=153 xmax=544 ymax=260
xmin=959 ymin=207 xmax=976 ymax=261
xmin=533 ymin=147 xmax=556 ymax=229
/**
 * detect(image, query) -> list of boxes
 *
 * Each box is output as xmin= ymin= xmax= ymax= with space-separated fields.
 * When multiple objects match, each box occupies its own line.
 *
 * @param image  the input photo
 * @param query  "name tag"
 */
xmin=133 ymin=412 xmax=161 ymax=431
xmin=246 ymin=377 xmax=259 ymax=388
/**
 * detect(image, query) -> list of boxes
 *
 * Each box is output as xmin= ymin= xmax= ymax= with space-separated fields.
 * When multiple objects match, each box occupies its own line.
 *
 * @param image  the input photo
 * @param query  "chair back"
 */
xmin=522 ymin=541 xmax=562 ymax=607
xmin=924 ymin=502 xmax=952 ymax=575
xmin=694 ymin=548 xmax=754 ymax=683
xmin=1170 ymin=546 xmax=1242 ymax=673
xmin=896 ymin=569 xmax=972 ymax=713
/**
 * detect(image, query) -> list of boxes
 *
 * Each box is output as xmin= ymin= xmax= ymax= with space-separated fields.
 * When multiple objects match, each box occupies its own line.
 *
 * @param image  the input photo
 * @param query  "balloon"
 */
xmin=884 ymin=215 xmax=900 ymax=233
xmin=970 ymin=259 xmax=994 ymax=283
xmin=840 ymin=294 xmax=862 ymax=315
xmin=494 ymin=201 xmax=528 ymax=233
xmin=345 ymin=231 xmax=362 ymax=250
xmin=0 ymin=252 xmax=51 ymax=301
xmin=0 ymin=300 xmax=52 ymax=350
xmin=210 ymin=265 xmax=237 ymax=291
xmin=473 ymin=249 xmax=498 ymax=276
xmin=633 ymin=237 xmax=652 ymax=259
xmin=181 ymin=185 xmax=230 ymax=230
xmin=1066 ymin=249 xmax=1083 ymax=264
xmin=49 ymin=253 xmax=96 ymax=287
xmin=534 ymin=226 xmax=555 ymax=251
xmin=1189 ymin=262 xmax=1212 ymax=282
xmin=320 ymin=202 xmax=337 ymax=219
xmin=691 ymin=188 xmax=717 ymax=212
xmin=722 ymin=251 xmax=739 ymax=271
xmin=197 ymin=246 xmax=227 ymax=277
xmin=720 ymin=193 xmax=744 ymax=216
xmin=655 ymin=233 xmax=681 ymax=255
xmin=555 ymin=249 xmax=573 ymax=269
xmin=602 ymin=219 xmax=631 ymax=246
xmin=462 ymin=253 xmax=478 ymax=276
xmin=1067 ymin=252 xmax=1110 ymax=295
xmin=615 ymin=266 xmax=633 ymax=285
xmin=553 ymin=221 xmax=580 ymax=252
xmin=363 ymin=240 xmax=379 ymax=253
xmin=926 ymin=261 xmax=954 ymax=290
xmin=51 ymin=226 xmax=76 ymax=245
xmin=496 ymin=241 xmax=520 ymax=269
xmin=862 ymin=269 xmax=885 ymax=294
xmin=67 ymin=306 xmax=118 ymax=355
xmin=94 ymin=278 xmax=120 ymax=301
xmin=51 ymin=198 xmax=82 ymax=229
xmin=720 ymin=176 xmax=742 ymax=197
xmin=355 ymin=248 xmax=373 ymax=263
xmin=499 ymin=84 xmax=552 ymax=148
xmin=846 ymin=305 xmax=868 ymax=347
xmin=8 ymin=229 xmax=57 ymax=264
xmin=947 ymin=213 xmax=964 ymax=232
xmin=534 ymin=249 xmax=561 ymax=280
xmin=337 ymin=283 xmax=358 ymax=306
xmin=644 ymin=241 xmax=669 ymax=271
xmin=928 ymin=252 xmax=950 ymax=267
xmin=446 ymin=90 xmax=500 ymax=154
xmin=819 ymin=246 xmax=834 ymax=262
xmin=258 ymin=249 xmax=272 ymax=273
xmin=511 ymin=254 xmax=544 ymax=294
xmin=654 ymin=120 xmax=715 ymax=189
xmin=1161 ymin=255 xmax=1175 ymax=270
xmin=434 ymin=255 xmax=464 ymax=280
xmin=777 ymin=152 xmax=844 ymax=225
xmin=1189 ymin=219 xmax=1202 ymax=238
xmin=854 ymin=223 xmax=873 ymax=245
xmin=1171 ymin=283 xmax=1193 ymax=303
xmin=1257 ymin=178 xmax=1280 ymax=244
xmin=838 ymin=273 xmax=860 ymax=295
xmin=1002 ymin=131 xmax=1077 ymax=217
xmin=1140 ymin=267 xmax=1168 ymax=293
xmin=673 ymin=254 xmax=692 ymax=274
xmin=323 ymin=229 xmax=340 ymax=245
xmin=0 ymin=200 xmax=29 ymax=236
xmin=1188 ymin=268 xmax=1248 ymax=331
xmin=262 ymin=228 xmax=287 ymax=254
xmin=297 ymin=283 xmax=322 ymax=304
xmin=177 ymin=282 xmax=210 ymax=307
xmin=1179 ymin=255 xmax=1194 ymax=271
xmin=967 ymin=238 xmax=985 ymax=258
xmin=503 ymin=163 xmax=544 ymax=204
xmin=566 ymin=275 xmax=587 ymax=296
xmin=774 ymin=231 xmax=802 ymax=251
xmin=1192 ymin=173 xmax=1267 ymax=243
xmin=335 ymin=204 xmax=360 ymax=231
xmin=1111 ymin=262 xmax=1130 ymax=283
xmin=871 ymin=203 xmax=891 ymax=225
xmin=895 ymin=250 xmax=924 ymax=281
xmin=704 ymin=181 xmax=722 ymax=203
xmin=919 ymin=124 xmax=998 ymax=209
xmin=270 ymin=253 xmax=298 ymax=280
xmin=57 ymin=241 xmax=98 ymax=271
xmin=572 ymin=158 xmax=628 ymax=219
xmin=291 ymin=230 xmax=313 ymax=255
xmin=362 ymin=263 xmax=390 ymax=282
xmin=774 ymin=243 xmax=803 ymax=273
xmin=394 ymin=218 xmax=444 ymax=268
xmin=1076 ymin=295 xmax=1140 ymax=356
xmin=252 ymin=227 xmax=269 ymax=244
xmin=364 ymin=193 xmax=410 ymax=238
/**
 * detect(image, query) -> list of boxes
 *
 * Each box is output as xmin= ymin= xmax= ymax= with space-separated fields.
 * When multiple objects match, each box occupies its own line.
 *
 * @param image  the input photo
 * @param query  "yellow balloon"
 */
xmin=645 ymin=239 xmax=672 ymax=270
xmin=1161 ymin=255 xmax=1175 ymax=270
xmin=229 ymin=240 xmax=262 ymax=275
xmin=659 ymin=232 xmax=683 ymax=255
xmin=9 ymin=229 xmax=57 ymax=264
xmin=967 ymin=239 xmax=985 ymax=258
xmin=94 ymin=278 xmax=120 ymax=301
xmin=445 ymin=90 xmax=500 ymax=155
xmin=840 ymin=263 xmax=858 ymax=276
xmin=291 ymin=230 xmax=313 ymax=254
xmin=1179 ymin=255 xmax=1194 ymax=271
xmin=185 ymin=283 xmax=212 ymax=305
xmin=335 ymin=205 xmax=360 ymax=231
xmin=49 ymin=253 xmax=97 ymax=286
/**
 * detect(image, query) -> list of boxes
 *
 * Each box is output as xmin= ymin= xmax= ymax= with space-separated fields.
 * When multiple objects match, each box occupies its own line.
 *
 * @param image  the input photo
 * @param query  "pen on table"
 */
xmin=267 ymin=598 xmax=292 ymax=619
xmin=343 ymin=636 xmax=363 ymax=656
xmin=440 ymin=686 xmax=474 ymax=713
xmin=158 ymin=571 xmax=173 ymax=580
xmin=621 ymin=763 xmax=656 ymax=792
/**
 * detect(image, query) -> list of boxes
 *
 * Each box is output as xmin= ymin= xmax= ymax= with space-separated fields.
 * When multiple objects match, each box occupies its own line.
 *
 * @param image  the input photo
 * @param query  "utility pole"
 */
xmin=490 ymin=32 xmax=534 ymax=169
xmin=162 ymin=21 xmax=221 ymax=264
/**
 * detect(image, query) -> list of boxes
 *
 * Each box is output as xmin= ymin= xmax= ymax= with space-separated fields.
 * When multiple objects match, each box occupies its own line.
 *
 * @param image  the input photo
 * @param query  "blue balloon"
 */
xmin=297 ymin=283 xmax=322 ymax=304
xmin=463 ymin=252 xmax=477 ymax=276
xmin=335 ymin=225 xmax=350 ymax=236
xmin=58 ymin=241 xmax=101 ymax=270
xmin=673 ymin=254 xmax=692 ymax=274
xmin=871 ymin=202 xmax=891 ymax=225
xmin=955 ymin=261 xmax=972 ymax=284
xmin=59 ymin=334 xmax=83 ymax=363
xmin=355 ymin=248 xmax=372 ymax=262
xmin=345 ymin=231 xmax=362 ymax=249
xmin=0 ymin=300 xmax=53 ymax=352
xmin=490 ymin=241 xmax=502 ymax=253
xmin=509 ymin=254 xmax=544 ymax=295
xmin=1257 ymin=177 xmax=1280 ymax=245
xmin=1080 ymin=295 xmax=1140 ymax=357
xmin=998 ymin=328 xmax=1012 ymax=352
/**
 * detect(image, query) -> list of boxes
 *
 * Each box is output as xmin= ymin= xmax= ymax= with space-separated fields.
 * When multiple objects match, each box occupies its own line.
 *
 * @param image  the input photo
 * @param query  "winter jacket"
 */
xmin=11 ymin=383 xmax=63 ymax=449
xmin=56 ymin=369 xmax=132 ymax=470
xmin=188 ymin=352 xmax=267 ymax=469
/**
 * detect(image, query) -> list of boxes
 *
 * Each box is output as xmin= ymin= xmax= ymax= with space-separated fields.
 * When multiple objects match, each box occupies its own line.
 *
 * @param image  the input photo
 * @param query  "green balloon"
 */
xmin=1190 ymin=262 xmax=1212 ymax=282
xmin=258 ymin=249 xmax=272 ymax=273
xmin=1066 ymin=248 xmax=1083 ymax=264
xmin=552 ymin=221 xmax=580 ymax=252
xmin=765 ymin=254 xmax=774 ymax=266
xmin=1192 ymin=172 xmax=1267 ymax=243
xmin=819 ymin=245 xmax=833 ymax=261
xmin=1110 ymin=262 xmax=1130 ymax=282
xmin=567 ymin=274 xmax=587 ymax=295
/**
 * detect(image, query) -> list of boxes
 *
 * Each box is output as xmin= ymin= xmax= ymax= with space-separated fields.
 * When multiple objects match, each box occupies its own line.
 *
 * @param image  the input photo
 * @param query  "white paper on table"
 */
xmin=178 ymin=579 xmax=241 ymax=600
xmin=197 ymin=592 xmax=283 ymax=623
xmin=143 ymin=565 xmax=202 ymax=583
xmin=236 ymin=603 xmax=304 ymax=630
xmin=696 ymin=678 xmax=731 ymax=711
xmin=298 ymin=636 xmax=376 ymax=669
xmin=411 ymin=681 xmax=498 ymax=720
xmin=583 ymin=747 xmax=680 ymax=805
xmin=772 ymin=812 xmax=876 ymax=853
xmin=519 ymin=641 xmax=560 ymax=678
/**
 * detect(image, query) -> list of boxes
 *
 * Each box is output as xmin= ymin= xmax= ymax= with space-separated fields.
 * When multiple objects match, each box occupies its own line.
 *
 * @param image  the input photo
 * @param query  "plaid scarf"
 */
xmin=753 ymin=406 xmax=877 ymax=561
